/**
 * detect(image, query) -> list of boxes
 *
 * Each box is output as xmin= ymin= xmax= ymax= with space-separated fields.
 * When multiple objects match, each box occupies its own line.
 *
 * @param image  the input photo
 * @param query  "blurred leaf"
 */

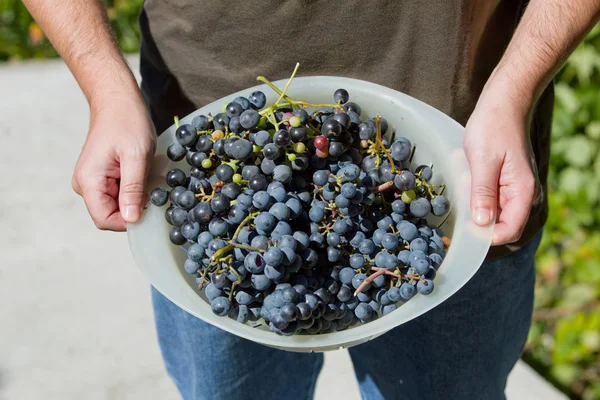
xmin=555 ymin=83 xmax=581 ymax=114
xmin=558 ymin=285 xmax=596 ymax=308
xmin=588 ymin=121 xmax=600 ymax=139
xmin=565 ymin=136 xmax=596 ymax=167
xmin=581 ymin=330 xmax=600 ymax=352
xmin=551 ymin=364 xmax=581 ymax=386
xmin=559 ymin=167 xmax=587 ymax=192
xmin=567 ymin=44 xmax=600 ymax=84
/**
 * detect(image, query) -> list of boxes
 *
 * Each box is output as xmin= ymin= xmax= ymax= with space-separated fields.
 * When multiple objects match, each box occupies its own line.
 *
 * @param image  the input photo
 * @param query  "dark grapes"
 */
xmin=151 ymin=80 xmax=452 ymax=337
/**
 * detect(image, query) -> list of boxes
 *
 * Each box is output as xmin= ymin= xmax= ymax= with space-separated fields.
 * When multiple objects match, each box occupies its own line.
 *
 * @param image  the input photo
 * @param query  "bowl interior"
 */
xmin=128 ymin=76 xmax=493 ymax=352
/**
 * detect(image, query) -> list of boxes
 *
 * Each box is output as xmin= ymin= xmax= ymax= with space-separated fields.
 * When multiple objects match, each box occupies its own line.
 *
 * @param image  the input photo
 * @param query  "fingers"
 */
xmin=81 ymin=178 xmax=127 ymax=231
xmin=469 ymin=154 xmax=501 ymax=227
xmin=492 ymin=176 xmax=535 ymax=246
xmin=118 ymin=150 xmax=152 ymax=224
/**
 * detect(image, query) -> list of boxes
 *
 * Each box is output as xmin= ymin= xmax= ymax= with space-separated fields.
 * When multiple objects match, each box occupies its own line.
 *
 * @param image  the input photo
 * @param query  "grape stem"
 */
xmin=227 ymin=262 xmax=242 ymax=301
xmin=275 ymin=62 xmax=300 ymax=105
xmin=174 ymin=116 xmax=180 ymax=129
xmin=375 ymin=115 xmax=397 ymax=172
xmin=372 ymin=181 xmax=394 ymax=194
xmin=353 ymin=268 xmax=388 ymax=296
xmin=196 ymin=267 xmax=209 ymax=289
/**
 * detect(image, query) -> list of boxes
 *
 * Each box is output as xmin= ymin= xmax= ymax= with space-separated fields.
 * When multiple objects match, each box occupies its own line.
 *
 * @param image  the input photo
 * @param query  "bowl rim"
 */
xmin=127 ymin=75 xmax=493 ymax=352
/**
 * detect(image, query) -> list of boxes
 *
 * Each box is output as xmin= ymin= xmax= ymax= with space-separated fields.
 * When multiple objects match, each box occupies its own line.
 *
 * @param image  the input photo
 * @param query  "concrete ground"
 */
xmin=0 ymin=56 xmax=567 ymax=400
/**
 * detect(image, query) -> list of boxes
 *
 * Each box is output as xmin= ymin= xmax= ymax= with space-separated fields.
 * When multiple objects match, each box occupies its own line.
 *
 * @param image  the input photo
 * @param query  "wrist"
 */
xmin=477 ymin=68 xmax=534 ymax=122
xmin=75 ymin=53 xmax=142 ymax=113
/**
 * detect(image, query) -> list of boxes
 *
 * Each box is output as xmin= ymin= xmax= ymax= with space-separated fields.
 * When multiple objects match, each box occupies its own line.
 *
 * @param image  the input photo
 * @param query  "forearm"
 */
xmin=22 ymin=0 xmax=140 ymax=108
xmin=484 ymin=0 xmax=600 ymax=114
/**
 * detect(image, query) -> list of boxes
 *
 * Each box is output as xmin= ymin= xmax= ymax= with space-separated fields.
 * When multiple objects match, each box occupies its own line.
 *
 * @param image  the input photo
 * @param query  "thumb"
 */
xmin=469 ymin=156 xmax=500 ymax=226
xmin=119 ymin=152 xmax=151 ymax=224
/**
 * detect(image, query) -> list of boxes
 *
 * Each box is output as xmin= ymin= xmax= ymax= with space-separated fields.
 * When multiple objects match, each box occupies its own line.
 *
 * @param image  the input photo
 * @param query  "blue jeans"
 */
xmin=151 ymin=231 xmax=542 ymax=400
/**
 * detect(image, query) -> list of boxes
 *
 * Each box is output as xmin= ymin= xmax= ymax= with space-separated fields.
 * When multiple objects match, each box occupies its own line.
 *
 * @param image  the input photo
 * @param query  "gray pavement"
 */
xmin=0 ymin=55 xmax=566 ymax=400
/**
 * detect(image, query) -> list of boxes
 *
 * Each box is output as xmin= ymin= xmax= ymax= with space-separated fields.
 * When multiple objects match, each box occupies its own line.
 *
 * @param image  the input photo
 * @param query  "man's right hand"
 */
xmin=72 ymin=93 xmax=156 ymax=231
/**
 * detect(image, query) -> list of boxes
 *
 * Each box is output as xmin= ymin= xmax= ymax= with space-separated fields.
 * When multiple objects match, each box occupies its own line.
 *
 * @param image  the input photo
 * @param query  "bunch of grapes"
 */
xmin=150 ymin=66 xmax=451 ymax=336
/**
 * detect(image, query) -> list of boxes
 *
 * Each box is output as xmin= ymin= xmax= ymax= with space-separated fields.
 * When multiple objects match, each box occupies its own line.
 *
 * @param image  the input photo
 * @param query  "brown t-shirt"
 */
xmin=138 ymin=0 xmax=551 ymax=259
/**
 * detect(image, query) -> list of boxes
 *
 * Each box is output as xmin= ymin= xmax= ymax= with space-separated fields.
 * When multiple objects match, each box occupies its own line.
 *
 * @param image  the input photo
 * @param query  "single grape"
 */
xmin=390 ymin=139 xmax=411 ymax=162
xmin=213 ymin=113 xmax=230 ymax=131
xmin=262 ymin=143 xmax=280 ymax=160
xmin=273 ymin=165 xmax=292 ymax=184
xmin=226 ymin=101 xmax=243 ymax=118
xmin=343 ymin=102 xmax=361 ymax=115
xmin=253 ymin=130 xmax=271 ymax=146
xmin=211 ymin=296 xmax=231 ymax=317
xmin=358 ymin=239 xmax=375 ymax=255
xmin=399 ymin=222 xmax=418 ymax=241
xmin=308 ymin=206 xmax=325 ymax=223
xmin=429 ymin=253 xmax=443 ymax=269
xmin=410 ymin=238 xmax=428 ymax=253
xmin=381 ymin=233 xmax=399 ymax=250
xmin=410 ymin=198 xmax=432 ymax=218
xmin=394 ymin=170 xmax=416 ymax=191
xmin=344 ymin=253 xmax=365 ymax=268
xmin=251 ymin=274 xmax=271 ymax=291
xmin=210 ymin=193 xmax=230 ymax=214
xmin=150 ymin=187 xmax=168 ymax=206
xmin=167 ymin=142 xmax=187 ymax=161
xmin=280 ymin=303 xmax=298 ymax=322
xmin=414 ymin=259 xmax=430 ymax=275
xmin=340 ymin=183 xmax=356 ymax=198
xmin=249 ymin=91 xmax=266 ymax=109
xmin=191 ymin=114 xmax=210 ymax=131
xmin=313 ymin=136 xmax=328 ymax=150
xmin=399 ymin=283 xmax=417 ymax=300
xmin=269 ymin=202 xmax=291 ymax=221
xmin=401 ymin=190 xmax=416 ymax=204
xmin=327 ymin=232 xmax=341 ymax=247
xmin=290 ymin=127 xmax=307 ymax=143
xmin=255 ymin=212 xmax=277 ymax=232
xmin=240 ymin=109 xmax=260 ymax=129
xmin=169 ymin=227 xmax=188 ymax=245
xmin=175 ymin=124 xmax=197 ymax=147
xmin=327 ymin=247 xmax=342 ymax=262
xmin=409 ymin=250 xmax=428 ymax=267
xmin=230 ymin=139 xmax=253 ymax=160
xmin=354 ymin=303 xmax=372 ymax=320
xmin=333 ymin=88 xmax=349 ymax=104
xmin=205 ymin=283 xmax=223 ymax=302
xmin=431 ymin=195 xmax=450 ymax=216
xmin=417 ymin=279 xmax=434 ymax=295
xmin=248 ymin=174 xmax=268 ymax=191
xmin=181 ymin=221 xmax=201 ymax=240
xmin=208 ymin=217 xmax=228 ymax=236
xmin=166 ymin=169 xmax=186 ymax=188
xmin=273 ymin=129 xmax=291 ymax=147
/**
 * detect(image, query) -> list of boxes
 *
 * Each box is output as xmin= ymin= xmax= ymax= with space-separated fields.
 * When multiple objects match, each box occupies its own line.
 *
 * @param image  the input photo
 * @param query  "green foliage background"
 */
xmin=2 ymin=1 xmax=599 ymax=398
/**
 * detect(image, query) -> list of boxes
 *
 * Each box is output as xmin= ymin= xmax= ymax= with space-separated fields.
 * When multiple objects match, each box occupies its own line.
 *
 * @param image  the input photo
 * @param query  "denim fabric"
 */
xmin=152 ymin=230 xmax=542 ymax=400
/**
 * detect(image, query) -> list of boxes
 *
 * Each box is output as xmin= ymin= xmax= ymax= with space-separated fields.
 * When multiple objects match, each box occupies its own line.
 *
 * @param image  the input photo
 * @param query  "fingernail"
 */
xmin=474 ymin=207 xmax=492 ymax=225
xmin=123 ymin=205 xmax=140 ymax=222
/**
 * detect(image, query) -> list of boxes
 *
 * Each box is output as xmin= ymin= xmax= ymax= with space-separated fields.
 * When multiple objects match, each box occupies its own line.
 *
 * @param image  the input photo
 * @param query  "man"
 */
xmin=23 ymin=0 xmax=600 ymax=399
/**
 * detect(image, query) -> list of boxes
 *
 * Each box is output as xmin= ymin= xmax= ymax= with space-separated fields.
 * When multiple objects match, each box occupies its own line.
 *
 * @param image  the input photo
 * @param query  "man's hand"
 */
xmin=465 ymin=0 xmax=600 ymax=245
xmin=22 ymin=0 xmax=158 ymax=231
xmin=72 ymin=94 xmax=156 ymax=231
xmin=464 ymin=95 xmax=536 ymax=246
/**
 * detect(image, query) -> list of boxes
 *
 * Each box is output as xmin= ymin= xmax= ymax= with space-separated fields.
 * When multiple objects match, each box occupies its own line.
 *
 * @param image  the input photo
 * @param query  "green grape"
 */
xmin=201 ymin=159 xmax=213 ymax=169
xmin=289 ymin=116 xmax=302 ymax=128
xmin=294 ymin=142 xmax=306 ymax=153
xmin=401 ymin=190 xmax=416 ymax=204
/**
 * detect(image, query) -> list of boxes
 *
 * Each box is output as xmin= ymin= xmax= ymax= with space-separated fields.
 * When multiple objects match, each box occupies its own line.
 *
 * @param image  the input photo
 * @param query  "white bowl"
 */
xmin=127 ymin=76 xmax=493 ymax=352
